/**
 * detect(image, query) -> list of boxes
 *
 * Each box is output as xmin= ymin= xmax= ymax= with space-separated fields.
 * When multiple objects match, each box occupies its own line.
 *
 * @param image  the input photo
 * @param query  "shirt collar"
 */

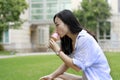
xmin=74 ymin=29 xmax=87 ymax=50
xmin=77 ymin=29 xmax=87 ymax=39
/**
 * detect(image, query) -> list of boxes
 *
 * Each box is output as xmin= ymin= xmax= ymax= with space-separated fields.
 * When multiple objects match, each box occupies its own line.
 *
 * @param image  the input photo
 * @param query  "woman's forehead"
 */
xmin=55 ymin=17 xmax=62 ymax=23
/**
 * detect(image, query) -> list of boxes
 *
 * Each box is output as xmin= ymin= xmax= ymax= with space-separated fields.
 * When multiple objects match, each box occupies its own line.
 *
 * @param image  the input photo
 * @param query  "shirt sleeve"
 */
xmin=72 ymin=34 xmax=100 ymax=71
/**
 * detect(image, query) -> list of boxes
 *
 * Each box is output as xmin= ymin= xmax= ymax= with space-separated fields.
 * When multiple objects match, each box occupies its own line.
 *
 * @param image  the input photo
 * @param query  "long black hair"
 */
xmin=53 ymin=10 xmax=97 ymax=55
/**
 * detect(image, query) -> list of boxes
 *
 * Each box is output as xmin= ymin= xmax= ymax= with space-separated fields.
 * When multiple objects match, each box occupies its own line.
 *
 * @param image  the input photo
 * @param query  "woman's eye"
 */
xmin=56 ymin=24 xmax=59 ymax=26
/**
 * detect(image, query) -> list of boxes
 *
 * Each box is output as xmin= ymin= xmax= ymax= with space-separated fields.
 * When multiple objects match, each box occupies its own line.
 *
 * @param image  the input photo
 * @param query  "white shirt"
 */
xmin=71 ymin=30 xmax=112 ymax=80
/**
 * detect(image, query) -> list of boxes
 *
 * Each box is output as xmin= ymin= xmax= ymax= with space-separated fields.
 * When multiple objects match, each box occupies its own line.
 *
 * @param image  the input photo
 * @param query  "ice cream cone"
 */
xmin=51 ymin=32 xmax=60 ymax=41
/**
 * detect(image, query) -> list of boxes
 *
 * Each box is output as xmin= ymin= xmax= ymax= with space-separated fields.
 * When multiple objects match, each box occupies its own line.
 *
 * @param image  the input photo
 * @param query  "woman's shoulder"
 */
xmin=76 ymin=30 xmax=97 ymax=48
xmin=77 ymin=30 xmax=91 ymax=41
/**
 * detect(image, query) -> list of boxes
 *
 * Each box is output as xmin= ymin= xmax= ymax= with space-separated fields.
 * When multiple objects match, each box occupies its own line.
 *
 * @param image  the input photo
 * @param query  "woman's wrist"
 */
xmin=55 ymin=49 xmax=62 ymax=56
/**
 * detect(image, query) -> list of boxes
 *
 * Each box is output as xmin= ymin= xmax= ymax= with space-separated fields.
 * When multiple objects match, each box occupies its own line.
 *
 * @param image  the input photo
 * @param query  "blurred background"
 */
xmin=0 ymin=0 xmax=120 ymax=53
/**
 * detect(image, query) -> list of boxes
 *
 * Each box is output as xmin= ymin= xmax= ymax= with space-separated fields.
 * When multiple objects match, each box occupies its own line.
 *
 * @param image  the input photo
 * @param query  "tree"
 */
xmin=73 ymin=0 xmax=111 ymax=39
xmin=0 ymin=0 xmax=28 ymax=42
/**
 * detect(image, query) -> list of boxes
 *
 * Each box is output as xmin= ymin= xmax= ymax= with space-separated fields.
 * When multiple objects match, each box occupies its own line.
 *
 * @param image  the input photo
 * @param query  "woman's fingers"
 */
xmin=40 ymin=76 xmax=52 ymax=80
xmin=49 ymin=39 xmax=55 ymax=47
xmin=39 ymin=77 xmax=48 ymax=80
xmin=49 ymin=38 xmax=60 ymax=52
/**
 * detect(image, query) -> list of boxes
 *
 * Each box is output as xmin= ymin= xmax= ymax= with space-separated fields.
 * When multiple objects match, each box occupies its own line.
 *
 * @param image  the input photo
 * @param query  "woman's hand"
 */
xmin=39 ymin=75 xmax=53 ymax=80
xmin=49 ymin=39 xmax=61 ymax=52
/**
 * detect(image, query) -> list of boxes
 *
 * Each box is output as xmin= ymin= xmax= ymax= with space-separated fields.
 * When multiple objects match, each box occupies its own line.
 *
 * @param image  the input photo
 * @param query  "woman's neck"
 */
xmin=67 ymin=32 xmax=78 ymax=51
xmin=67 ymin=32 xmax=78 ymax=42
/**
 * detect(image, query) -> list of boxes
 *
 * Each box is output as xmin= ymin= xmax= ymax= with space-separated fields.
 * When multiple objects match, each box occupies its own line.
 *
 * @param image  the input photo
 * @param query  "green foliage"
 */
xmin=73 ymin=0 xmax=111 ymax=33
xmin=0 ymin=51 xmax=13 ymax=55
xmin=49 ymin=25 xmax=55 ymax=35
xmin=0 ymin=44 xmax=4 ymax=51
xmin=0 ymin=0 xmax=28 ymax=31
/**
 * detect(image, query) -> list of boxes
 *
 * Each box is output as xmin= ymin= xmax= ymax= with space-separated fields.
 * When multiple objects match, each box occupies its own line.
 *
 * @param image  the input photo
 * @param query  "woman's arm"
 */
xmin=50 ymin=63 xmax=69 ymax=78
xmin=58 ymin=51 xmax=80 ymax=72
xmin=49 ymin=39 xmax=80 ymax=72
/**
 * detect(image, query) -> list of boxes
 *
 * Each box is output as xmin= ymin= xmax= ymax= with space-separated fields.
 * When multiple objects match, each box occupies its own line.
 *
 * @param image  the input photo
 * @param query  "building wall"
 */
xmin=30 ymin=24 xmax=49 ymax=52
xmin=3 ymin=0 xmax=32 ymax=52
xmin=4 ymin=22 xmax=32 ymax=52
xmin=99 ymin=0 xmax=120 ymax=52
xmin=110 ymin=0 xmax=118 ymax=13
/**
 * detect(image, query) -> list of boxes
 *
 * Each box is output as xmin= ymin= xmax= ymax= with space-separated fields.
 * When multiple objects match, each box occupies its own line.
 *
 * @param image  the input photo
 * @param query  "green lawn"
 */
xmin=0 ymin=52 xmax=120 ymax=80
xmin=0 ymin=51 xmax=16 ymax=55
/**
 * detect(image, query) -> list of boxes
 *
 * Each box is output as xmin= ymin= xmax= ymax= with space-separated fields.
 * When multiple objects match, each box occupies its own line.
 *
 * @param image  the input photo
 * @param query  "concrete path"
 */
xmin=0 ymin=52 xmax=55 ymax=59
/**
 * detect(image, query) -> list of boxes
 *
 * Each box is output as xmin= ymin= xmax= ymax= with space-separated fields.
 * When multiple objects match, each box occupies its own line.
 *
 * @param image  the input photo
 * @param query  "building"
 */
xmin=99 ymin=0 xmax=120 ymax=52
xmin=1 ymin=0 xmax=80 ymax=52
xmin=1 ymin=0 xmax=120 ymax=52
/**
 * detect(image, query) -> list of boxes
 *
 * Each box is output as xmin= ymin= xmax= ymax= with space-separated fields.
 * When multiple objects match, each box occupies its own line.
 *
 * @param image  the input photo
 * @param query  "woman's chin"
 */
xmin=60 ymin=35 xmax=66 ymax=38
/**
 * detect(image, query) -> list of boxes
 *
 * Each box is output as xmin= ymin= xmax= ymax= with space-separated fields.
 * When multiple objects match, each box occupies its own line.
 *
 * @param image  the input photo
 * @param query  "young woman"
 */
xmin=40 ymin=10 xmax=112 ymax=80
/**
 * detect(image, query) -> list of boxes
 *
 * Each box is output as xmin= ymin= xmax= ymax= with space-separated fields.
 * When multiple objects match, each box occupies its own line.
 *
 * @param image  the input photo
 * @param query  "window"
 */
xmin=61 ymin=0 xmax=71 ymax=9
xmin=31 ymin=0 xmax=43 ymax=2
xmin=31 ymin=9 xmax=43 ymax=14
xmin=46 ymin=2 xmax=57 ymax=19
xmin=39 ymin=29 xmax=45 ymax=45
xmin=32 ymin=15 xmax=43 ymax=20
xmin=99 ymin=21 xmax=111 ymax=39
xmin=4 ymin=30 xmax=9 ymax=43
xmin=0 ymin=29 xmax=9 ymax=43
xmin=0 ymin=30 xmax=3 ymax=43
xmin=47 ymin=14 xmax=54 ymax=19
xmin=106 ymin=0 xmax=111 ymax=4
xmin=47 ymin=3 xmax=57 ymax=8
xmin=61 ymin=3 xmax=71 ymax=10
xmin=46 ymin=0 xmax=57 ymax=2
xmin=31 ymin=3 xmax=43 ymax=8
xmin=30 ymin=1 xmax=44 ymax=21
xmin=30 ymin=0 xmax=71 ymax=21
xmin=118 ymin=0 xmax=120 ymax=12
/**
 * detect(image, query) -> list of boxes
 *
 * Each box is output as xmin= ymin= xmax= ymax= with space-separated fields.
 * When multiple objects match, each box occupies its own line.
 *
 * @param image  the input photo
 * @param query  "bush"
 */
xmin=0 ymin=44 xmax=4 ymax=51
xmin=50 ymin=25 xmax=55 ymax=35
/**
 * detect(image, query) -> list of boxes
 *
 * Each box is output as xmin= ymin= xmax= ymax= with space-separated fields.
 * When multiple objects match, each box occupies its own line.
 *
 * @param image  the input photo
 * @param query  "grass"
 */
xmin=0 ymin=52 xmax=120 ymax=80
xmin=0 ymin=51 xmax=15 ymax=55
xmin=105 ymin=52 xmax=120 ymax=80
xmin=0 ymin=55 xmax=62 ymax=80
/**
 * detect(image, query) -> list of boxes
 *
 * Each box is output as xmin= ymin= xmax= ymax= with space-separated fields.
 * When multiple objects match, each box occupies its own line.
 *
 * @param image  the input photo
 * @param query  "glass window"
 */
xmin=0 ymin=29 xmax=9 ymax=43
xmin=106 ymin=0 xmax=111 ymax=4
xmin=46 ymin=0 xmax=57 ymax=2
xmin=46 ymin=3 xmax=57 ymax=14
xmin=4 ymin=30 xmax=9 ymax=43
xmin=46 ymin=9 xmax=57 ymax=13
xmin=31 ymin=0 xmax=43 ymax=2
xmin=62 ymin=0 xmax=71 ymax=3
xmin=0 ymin=30 xmax=3 ymax=43
xmin=31 ymin=9 xmax=43 ymax=14
xmin=30 ymin=0 xmax=72 ymax=21
xmin=47 ymin=3 xmax=57 ymax=7
xmin=61 ymin=3 xmax=71 ymax=10
xmin=39 ymin=29 xmax=45 ymax=44
xmin=118 ymin=0 xmax=120 ymax=12
xmin=99 ymin=21 xmax=111 ymax=39
xmin=31 ymin=3 xmax=43 ymax=8
xmin=32 ymin=15 xmax=43 ymax=20
xmin=47 ymin=14 xmax=54 ymax=19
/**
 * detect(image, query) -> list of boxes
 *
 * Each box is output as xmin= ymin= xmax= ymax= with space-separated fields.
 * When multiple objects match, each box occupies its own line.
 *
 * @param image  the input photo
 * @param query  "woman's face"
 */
xmin=54 ymin=17 xmax=69 ymax=38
